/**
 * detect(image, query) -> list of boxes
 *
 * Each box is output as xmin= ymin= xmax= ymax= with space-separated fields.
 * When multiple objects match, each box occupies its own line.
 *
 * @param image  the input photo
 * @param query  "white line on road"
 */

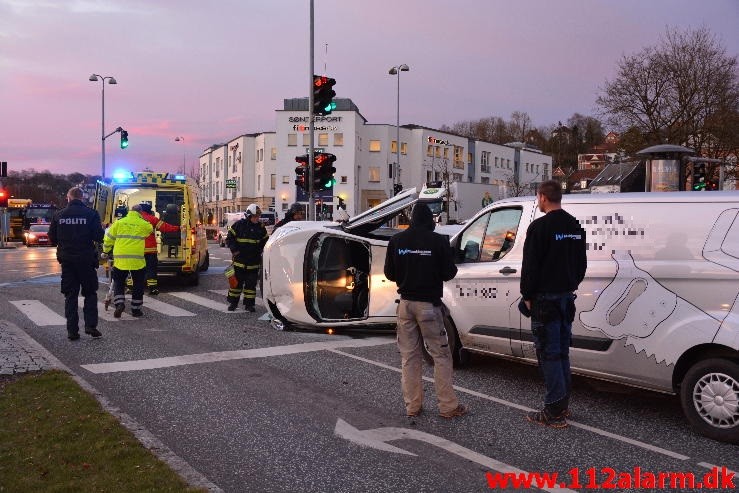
xmin=168 ymin=292 xmax=240 ymax=312
xmin=141 ymin=297 xmax=196 ymax=317
xmin=9 ymin=300 xmax=67 ymax=326
xmin=328 ymin=349 xmax=692 ymax=462
xmin=77 ymin=298 xmax=134 ymax=322
xmin=80 ymin=336 xmax=393 ymax=374
xmin=208 ymin=289 xmax=265 ymax=306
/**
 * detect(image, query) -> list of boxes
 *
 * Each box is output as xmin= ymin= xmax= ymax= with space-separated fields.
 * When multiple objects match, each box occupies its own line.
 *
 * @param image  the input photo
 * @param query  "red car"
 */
xmin=25 ymin=224 xmax=51 ymax=247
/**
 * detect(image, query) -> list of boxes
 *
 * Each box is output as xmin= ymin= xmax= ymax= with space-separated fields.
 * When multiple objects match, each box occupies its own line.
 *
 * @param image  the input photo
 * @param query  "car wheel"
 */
xmin=680 ymin=358 xmax=739 ymax=444
xmin=421 ymin=309 xmax=470 ymax=368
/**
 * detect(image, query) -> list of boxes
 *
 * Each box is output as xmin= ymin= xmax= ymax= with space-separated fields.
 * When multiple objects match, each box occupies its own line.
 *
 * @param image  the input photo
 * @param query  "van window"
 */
xmin=455 ymin=207 xmax=522 ymax=263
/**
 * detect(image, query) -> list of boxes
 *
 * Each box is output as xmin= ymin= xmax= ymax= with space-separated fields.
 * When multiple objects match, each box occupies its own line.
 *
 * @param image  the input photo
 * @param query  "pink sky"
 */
xmin=1 ymin=0 xmax=737 ymax=177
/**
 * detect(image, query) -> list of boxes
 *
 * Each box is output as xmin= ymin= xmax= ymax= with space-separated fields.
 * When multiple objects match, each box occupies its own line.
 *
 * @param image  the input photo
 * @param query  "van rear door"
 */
xmin=93 ymin=182 xmax=112 ymax=225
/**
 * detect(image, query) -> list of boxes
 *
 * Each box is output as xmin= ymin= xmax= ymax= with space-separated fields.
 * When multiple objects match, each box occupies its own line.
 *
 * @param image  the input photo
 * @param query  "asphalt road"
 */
xmin=0 ymin=242 xmax=736 ymax=492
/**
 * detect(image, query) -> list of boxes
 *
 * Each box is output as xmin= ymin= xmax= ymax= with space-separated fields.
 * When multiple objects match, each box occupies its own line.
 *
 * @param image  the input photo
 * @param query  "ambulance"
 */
xmin=94 ymin=171 xmax=209 ymax=285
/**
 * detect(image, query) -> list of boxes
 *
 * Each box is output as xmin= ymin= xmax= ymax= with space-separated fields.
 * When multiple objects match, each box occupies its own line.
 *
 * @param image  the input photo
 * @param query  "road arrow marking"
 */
xmin=335 ymin=418 xmax=576 ymax=492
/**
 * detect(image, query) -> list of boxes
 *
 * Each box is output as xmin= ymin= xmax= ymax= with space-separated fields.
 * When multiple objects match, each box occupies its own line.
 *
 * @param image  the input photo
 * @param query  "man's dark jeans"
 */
xmin=61 ymin=261 xmax=99 ymax=334
xmin=530 ymin=292 xmax=576 ymax=413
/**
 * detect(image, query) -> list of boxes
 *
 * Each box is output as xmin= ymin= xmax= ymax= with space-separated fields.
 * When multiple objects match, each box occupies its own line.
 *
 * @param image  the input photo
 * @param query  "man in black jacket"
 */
xmin=521 ymin=180 xmax=587 ymax=428
xmin=226 ymin=203 xmax=269 ymax=312
xmin=384 ymin=203 xmax=468 ymax=419
xmin=49 ymin=187 xmax=105 ymax=340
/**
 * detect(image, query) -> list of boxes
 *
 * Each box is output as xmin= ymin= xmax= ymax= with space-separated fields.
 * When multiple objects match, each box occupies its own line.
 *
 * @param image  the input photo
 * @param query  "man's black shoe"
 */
xmin=244 ymin=305 xmax=256 ymax=312
xmin=68 ymin=333 xmax=80 ymax=341
xmin=227 ymin=302 xmax=238 ymax=312
xmin=113 ymin=304 xmax=124 ymax=318
xmin=131 ymin=309 xmax=143 ymax=318
xmin=526 ymin=409 xmax=568 ymax=428
xmin=84 ymin=327 xmax=102 ymax=338
xmin=149 ymin=288 xmax=159 ymax=295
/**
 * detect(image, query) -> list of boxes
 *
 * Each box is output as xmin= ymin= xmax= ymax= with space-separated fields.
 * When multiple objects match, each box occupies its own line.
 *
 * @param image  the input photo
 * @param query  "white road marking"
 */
xmin=335 ymin=419 xmax=577 ymax=493
xmin=141 ymin=297 xmax=196 ymax=317
xmin=80 ymin=337 xmax=393 ymax=374
xmin=169 ymin=292 xmax=240 ymax=312
xmin=328 ymin=349 xmax=692 ymax=462
xmin=77 ymin=298 xmax=134 ymax=321
xmin=9 ymin=300 xmax=66 ymax=326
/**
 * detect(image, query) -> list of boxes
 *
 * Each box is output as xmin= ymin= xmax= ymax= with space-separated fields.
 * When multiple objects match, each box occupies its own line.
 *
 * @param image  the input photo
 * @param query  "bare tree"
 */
xmin=596 ymin=26 xmax=739 ymax=154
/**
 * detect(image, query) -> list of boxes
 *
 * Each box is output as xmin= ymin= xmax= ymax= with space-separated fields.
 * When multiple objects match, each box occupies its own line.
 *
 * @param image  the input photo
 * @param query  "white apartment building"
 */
xmin=200 ymin=98 xmax=551 ymax=225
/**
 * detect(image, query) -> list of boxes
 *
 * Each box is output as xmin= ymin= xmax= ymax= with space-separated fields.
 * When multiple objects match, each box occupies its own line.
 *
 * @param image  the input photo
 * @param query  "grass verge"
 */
xmin=0 ymin=370 xmax=205 ymax=492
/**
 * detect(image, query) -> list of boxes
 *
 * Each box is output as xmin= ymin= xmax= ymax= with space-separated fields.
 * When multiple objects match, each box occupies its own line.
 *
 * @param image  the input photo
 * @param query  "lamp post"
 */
xmin=89 ymin=74 xmax=117 ymax=179
xmin=174 ymin=136 xmax=186 ymax=174
xmin=388 ymin=64 xmax=409 ymax=193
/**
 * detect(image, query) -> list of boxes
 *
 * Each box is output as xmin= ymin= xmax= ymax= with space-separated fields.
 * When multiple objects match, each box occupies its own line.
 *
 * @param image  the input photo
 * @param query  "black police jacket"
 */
xmin=49 ymin=199 xmax=105 ymax=265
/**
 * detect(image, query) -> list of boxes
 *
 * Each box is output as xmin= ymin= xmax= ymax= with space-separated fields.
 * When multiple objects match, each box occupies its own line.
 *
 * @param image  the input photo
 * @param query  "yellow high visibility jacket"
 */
xmin=103 ymin=211 xmax=154 ymax=271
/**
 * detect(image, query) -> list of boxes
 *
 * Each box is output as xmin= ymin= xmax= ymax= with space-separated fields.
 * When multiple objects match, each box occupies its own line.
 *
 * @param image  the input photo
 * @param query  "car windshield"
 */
xmin=29 ymin=224 xmax=49 ymax=232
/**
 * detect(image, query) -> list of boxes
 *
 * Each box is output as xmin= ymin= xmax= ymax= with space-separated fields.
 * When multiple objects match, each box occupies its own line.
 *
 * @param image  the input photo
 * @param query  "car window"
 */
xmin=455 ymin=213 xmax=490 ymax=263
xmin=479 ymin=208 xmax=522 ymax=262
xmin=29 ymin=224 xmax=49 ymax=232
xmin=454 ymin=207 xmax=522 ymax=263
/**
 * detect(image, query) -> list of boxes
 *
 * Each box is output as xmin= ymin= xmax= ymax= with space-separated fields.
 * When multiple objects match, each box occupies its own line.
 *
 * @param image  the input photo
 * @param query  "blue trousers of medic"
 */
xmin=530 ymin=293 xmax=576 ymax=416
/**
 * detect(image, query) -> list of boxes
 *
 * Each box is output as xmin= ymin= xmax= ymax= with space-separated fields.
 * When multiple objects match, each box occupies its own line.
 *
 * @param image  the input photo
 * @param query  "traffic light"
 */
xmin=313 ymin=75 xmax=336 ymax=116
xmin=692 ymin=162 xmax=706 ymax=191
xmin=337 ymin=197 xmax=346 ymax=210
xmin=314 ymin=152 xmax=337 ymax=191
xmin=120 ymin=130 xmax=129 ymax=149
xmin=0 ymin=190 xmax=7 ymax=208
xmin=295 ymin=154 xmax=309 ymax=192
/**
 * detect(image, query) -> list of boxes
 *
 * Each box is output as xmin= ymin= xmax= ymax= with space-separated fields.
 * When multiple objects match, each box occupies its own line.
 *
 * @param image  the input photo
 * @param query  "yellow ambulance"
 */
xmin=94 ymin=171 xmax=209 ymax=285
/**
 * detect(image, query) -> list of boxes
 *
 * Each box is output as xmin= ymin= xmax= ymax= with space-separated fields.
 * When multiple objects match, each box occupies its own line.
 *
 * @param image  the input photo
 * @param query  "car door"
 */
xmin=445 ymin=206 xmax=524 ymax=356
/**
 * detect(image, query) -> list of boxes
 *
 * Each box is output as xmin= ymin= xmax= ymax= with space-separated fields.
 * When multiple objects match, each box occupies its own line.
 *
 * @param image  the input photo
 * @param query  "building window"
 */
xmin=282 ymin=202 xmax=289 ymax=212
xmin=391 ymin=140 xmax=397 ymax=153
xmin=443 ymin=147 xmax=449 ymax=159
xmin=427 ymin=145 xmax=433 ymax=157
xmin=302 ymin=134 xmax=311 ymax=146
xmin=388 ymin=162 xmax=394 ymax=179
xmin=341 ymin=175 xmax=348 ymax=184
xmin=401 ymin=142 xmax=407 ymax=155
xmin=426 ymin=170 xmax=432 ymax=182
xmin=481 ymin=152 xmax=490 ymax=165
xmin=368 ymin=166 xmax=381 ymax=182
xmin=282 ymin=175 xmax=289 ymax=184
xmin=495 ymin=156 xmax=499 ymax=168
xmin=369 ymin=140 xmax=381 ymax=152
xmin=318 ymin=133 xmax=328 ymax=146
xmin=271 ymin=147 xmax=277 ymax=160
xmin=270 ymin=174 xmax=276 ymax=190
xmin=288 ymin=134 xmax=297 ymax=146
xmin=507 ymin=159 xmax=511 ymax=169
xmin=481 ymin=177 xmax=490 ymax=184
xmin=468 ymin=152 xmax=473 ymax=164
xmin=258 ymin=175 xmax=261 ymax=191
xmin=334 ymin=133 xmax=343 ymax=146
xmin=453 ymin=173 xmax=463 ymax=181
xmin=435 ymin=146 xmax=441 ymax=158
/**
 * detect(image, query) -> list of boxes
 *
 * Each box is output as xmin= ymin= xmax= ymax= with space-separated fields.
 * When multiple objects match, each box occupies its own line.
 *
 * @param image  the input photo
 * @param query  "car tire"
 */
xmin=680 ymin=358 xmax=739 ymax=444
xmin=421 ymin=309 xmax=471 ymax=368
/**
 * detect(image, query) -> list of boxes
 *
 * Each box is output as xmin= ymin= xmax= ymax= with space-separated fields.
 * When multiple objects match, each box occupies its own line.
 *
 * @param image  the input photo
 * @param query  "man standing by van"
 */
xmin=136 ymin=202 xmax=181 ymax=295
xmin=384 ymin=203 xmax=468 ymax=419
xmin=521 ymin=180 xmax=587 ymax=428
xmin=49 ymin=187 xmax=105 ymax=340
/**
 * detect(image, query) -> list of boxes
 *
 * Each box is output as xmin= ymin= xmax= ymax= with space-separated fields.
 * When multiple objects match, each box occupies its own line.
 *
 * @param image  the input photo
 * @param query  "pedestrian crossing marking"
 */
xmin=77 ymin=297 xmax=134 ymax=321
xmin=9 ymin=300 xmax=66 ymax=326
xmin=208 ymin=290 xmax=265 ymax=306
xmin=139 ymin=297 xmax=196 ymax=317
xmin=168 ymin=292 xmax=240 ymax=313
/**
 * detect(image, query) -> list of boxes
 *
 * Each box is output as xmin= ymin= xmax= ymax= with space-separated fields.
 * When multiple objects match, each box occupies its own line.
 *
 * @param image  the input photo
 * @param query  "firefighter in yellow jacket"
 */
xmin=103 ymin=204 xmax=154 ymax=318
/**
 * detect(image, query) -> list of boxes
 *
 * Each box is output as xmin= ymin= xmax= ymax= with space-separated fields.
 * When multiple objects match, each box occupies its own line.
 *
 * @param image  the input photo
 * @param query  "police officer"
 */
xmin=103 ymin=204 xmax=153 ymax=318
xmin=226 ymin=203 xmax=268 ymax=311
xmin=49 ymin=187 xmax=105 ymax=340
xmin=521 ymin=180 xmax=587 ymax=428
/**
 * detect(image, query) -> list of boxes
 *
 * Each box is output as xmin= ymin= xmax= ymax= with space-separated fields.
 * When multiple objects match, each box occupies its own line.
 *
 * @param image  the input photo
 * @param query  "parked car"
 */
xmin=25 ymin=224 xmax=51 ymax=247
xmin=263 ymin=189 xmax=739 ymax=444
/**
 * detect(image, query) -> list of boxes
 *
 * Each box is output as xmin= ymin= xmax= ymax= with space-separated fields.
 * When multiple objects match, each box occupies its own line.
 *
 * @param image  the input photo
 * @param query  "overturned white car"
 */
xmin=262 ymin=187 xmax=461 ymax=330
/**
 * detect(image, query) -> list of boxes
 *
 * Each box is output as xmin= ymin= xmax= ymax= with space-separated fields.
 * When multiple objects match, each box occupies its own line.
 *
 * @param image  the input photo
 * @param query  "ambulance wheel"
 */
xmin=201 ymin=251 xmax=210 ymax=272
xmin=421 ymin=310 xmax=470 ymax=368
xmin=680 ymin=358 xmax=739 ymax=444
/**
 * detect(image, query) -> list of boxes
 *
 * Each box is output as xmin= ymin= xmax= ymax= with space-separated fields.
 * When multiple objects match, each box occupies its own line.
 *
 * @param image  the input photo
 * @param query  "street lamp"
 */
xmin=389 ymin=64 xmax=409 ymax=193
xmin=89 ymin=74 xmax=117 ymax=179
xmin=174 ymin=136 xmax=186 ymax=174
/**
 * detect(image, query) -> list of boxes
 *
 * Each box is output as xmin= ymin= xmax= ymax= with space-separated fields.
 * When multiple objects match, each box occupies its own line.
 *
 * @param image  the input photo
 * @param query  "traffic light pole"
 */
xmin=308 ymin=0 xmax=316 ymax=220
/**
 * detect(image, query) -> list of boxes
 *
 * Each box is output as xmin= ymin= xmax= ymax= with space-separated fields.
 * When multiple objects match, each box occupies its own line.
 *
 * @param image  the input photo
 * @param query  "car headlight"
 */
xmin=28 ymin=234 xmax=36 ymax=239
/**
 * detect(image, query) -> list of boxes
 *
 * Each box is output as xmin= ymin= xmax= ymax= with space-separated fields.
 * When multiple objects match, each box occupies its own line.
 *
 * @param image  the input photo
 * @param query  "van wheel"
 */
xmin=421 ymin=310 xmax=470 ymax=368
xmin=680 ymin=358 xmax=739 ymax=444
xmin=201 ymin=251 xmax=210 ymax=272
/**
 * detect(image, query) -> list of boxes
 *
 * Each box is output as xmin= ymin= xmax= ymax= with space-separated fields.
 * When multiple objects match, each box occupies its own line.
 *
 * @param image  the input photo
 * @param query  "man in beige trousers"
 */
xmin=384 ymin=203 xmax=468 ymax=419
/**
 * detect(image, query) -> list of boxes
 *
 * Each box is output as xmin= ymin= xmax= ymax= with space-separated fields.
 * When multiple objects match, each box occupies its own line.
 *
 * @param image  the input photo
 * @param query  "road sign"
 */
xmin=225 ymin=179 xmax=237 ymax=189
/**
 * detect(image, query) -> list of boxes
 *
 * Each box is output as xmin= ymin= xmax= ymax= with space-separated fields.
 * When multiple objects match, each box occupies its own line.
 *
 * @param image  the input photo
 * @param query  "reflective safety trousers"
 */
xmin=103 ymin=211 xmax=154 ymax=271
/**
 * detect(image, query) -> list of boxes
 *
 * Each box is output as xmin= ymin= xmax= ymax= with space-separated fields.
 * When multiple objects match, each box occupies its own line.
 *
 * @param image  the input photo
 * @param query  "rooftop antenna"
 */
xmin=324 ymin=42 xmax=328 ymax=74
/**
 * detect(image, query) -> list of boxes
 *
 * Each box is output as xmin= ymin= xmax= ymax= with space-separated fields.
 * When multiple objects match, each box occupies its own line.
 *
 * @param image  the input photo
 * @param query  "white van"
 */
xmin=442 ymin=191 xmax=739 ymax=444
